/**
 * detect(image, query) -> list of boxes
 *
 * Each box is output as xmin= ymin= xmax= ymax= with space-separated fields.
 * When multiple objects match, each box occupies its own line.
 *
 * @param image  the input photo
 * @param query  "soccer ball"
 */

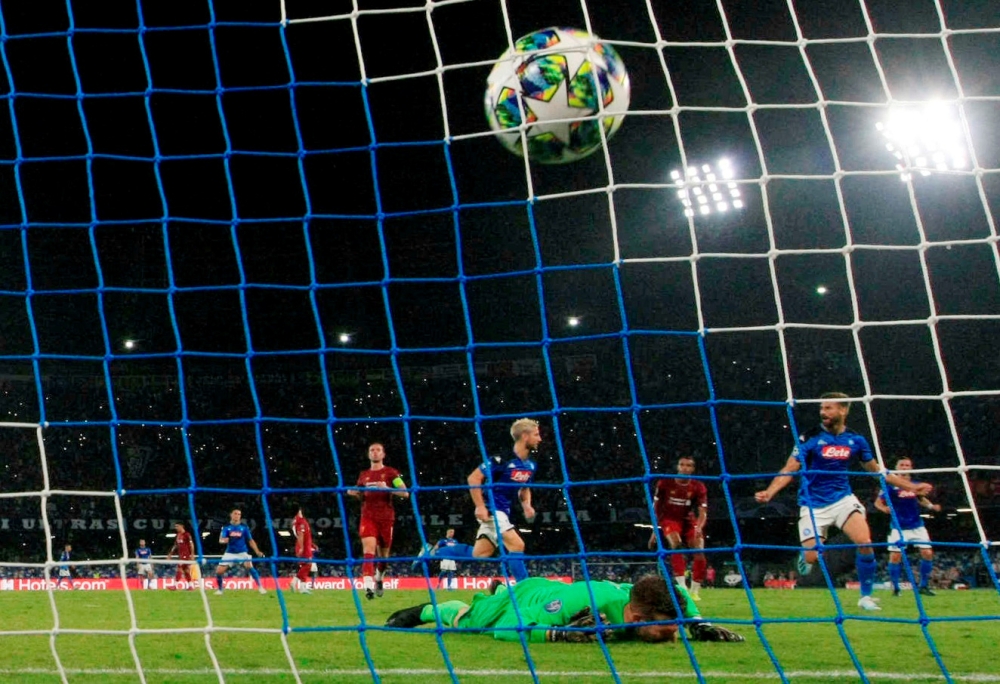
xmin=484 ymin=27 xmax=631 ymax=164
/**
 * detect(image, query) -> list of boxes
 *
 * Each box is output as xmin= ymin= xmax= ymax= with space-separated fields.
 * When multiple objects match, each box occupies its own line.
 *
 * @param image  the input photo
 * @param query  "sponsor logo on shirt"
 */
xmin=230 ymin=531 xmax=243 ymax=538
xmin=821 ymin=445 xmax=851 ymax=460
xmin=896 ymin=490 xmax=917 ymax=499
xmin=510 ymin=470 xmax=533 ymax=483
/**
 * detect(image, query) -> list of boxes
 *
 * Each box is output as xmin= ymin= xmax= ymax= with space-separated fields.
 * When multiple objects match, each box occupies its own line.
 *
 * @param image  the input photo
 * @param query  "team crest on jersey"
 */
xmin=544 ymin=599 xmax=562 ymax=613
xmin=821 ymin=445 xmax=851 ymax=460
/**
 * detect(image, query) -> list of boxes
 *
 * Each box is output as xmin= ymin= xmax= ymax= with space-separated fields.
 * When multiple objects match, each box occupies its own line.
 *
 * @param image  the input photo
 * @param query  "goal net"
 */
xmin=0 ymin=0 xmax=998 ymax=682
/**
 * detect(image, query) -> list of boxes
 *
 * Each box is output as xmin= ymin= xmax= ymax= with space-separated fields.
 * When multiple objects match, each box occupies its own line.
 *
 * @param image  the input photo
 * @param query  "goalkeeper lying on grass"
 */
xmin=385 ymin=575 xmax=744 ymax=644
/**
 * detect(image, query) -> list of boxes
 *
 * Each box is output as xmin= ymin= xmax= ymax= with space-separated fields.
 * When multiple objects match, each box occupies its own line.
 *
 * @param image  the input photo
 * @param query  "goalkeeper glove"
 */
xmin=689 ymin=621 xmax=745 ymax=642
xmin=547 ymin=607 xmax=612 ymax=643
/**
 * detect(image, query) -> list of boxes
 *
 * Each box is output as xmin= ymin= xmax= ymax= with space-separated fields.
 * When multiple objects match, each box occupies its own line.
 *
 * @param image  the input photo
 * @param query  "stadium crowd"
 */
xmin=0 ymin=345 xmax=997 ymax=591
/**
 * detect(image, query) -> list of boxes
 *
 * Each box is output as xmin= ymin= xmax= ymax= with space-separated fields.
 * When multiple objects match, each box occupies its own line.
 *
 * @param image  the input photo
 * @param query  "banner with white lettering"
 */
xmin=0 ymin=576 xmax=571 ymax=592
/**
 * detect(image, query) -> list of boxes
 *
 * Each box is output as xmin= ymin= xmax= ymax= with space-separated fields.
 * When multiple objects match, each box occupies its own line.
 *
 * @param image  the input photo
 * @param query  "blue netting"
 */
xmin=0 ymin=1 xmax=998 ymax=682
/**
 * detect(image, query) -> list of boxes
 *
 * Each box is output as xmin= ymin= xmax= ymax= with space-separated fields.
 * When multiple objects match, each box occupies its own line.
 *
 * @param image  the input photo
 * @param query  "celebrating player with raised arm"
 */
xmin=649 ymin=456 xmax=709 ymax=600
xmin=347 ymin=442 xmax=409 ymax=600
xmin=167 ymin=523 xmax=195 ymax=588
xmin=386 ymin=574 xmax=743 ymax=643
xmin=291 ymin=503 xmax=316 ymax=595
xmin=755 ymin=392 xmax=932 ymax=611
xmin=874 ymin=458 xmax=941 ymax=597
xmin=135 ymin=539 xmax=155 ymax=589
xmin=214 ymin=509 xmax=266 ymax=595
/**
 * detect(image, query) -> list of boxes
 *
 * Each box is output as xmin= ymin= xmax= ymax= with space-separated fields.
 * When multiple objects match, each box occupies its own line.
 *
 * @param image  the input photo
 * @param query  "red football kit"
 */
xmin=654 ymin=477 xmax=708 ymax=544
xmin=293 ymin=512 xmax=314 ymax=583
xmin=357 ymin=466 xmax=403 ymax=547
xmin=173 ymin=530 xmax=194 ymax=582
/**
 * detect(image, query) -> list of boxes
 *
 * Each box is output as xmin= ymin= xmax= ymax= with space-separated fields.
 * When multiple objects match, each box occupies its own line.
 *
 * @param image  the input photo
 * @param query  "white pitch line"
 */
xmin=0 ymin=668 xmax=997 ymax=681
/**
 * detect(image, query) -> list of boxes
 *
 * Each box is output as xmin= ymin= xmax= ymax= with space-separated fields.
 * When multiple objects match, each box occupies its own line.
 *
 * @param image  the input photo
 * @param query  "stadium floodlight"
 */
xmin=670 ymin=158 xmax=744 ymax=217
xmin=816 ymin=285 xmax=828 ymax=295
xmin=122 ymin=339 xmax=138 ymax=351
xmin=567 ymin=316 xmax=581 ymax=328
xmin=337 ymin=332 xmax=351 ymax=344
xmin=875 ymin=103 xmax=968 ymax=182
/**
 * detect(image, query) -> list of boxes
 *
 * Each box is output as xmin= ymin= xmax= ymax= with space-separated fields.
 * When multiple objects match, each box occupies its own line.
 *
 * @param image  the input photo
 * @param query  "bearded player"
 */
xmin=348 ymin=442 xmax=409 ymax=599
xmin=649 ymin=456 xmax=708 ymax=600
xmin=755 ymin=392 xmax=932 ymax=611
xmin=167 ymin=522 xmax=195 ymax=588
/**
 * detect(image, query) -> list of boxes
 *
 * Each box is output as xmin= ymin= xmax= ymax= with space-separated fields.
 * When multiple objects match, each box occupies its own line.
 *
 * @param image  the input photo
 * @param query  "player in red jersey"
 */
xmin=167 ymin=522 xmax=196 ymax=589
xmin=649 ymin=456 xmax=709 ymax=600
xmin=291 ymin=503 xmax=315 ymax=595
xmin=348 ymin=443 xmax=409 ymax=600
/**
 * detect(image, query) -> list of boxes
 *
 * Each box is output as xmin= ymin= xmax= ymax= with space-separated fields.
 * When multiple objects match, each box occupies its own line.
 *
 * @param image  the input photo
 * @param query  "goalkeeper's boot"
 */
xmin=918 ymin=586 xmax=936 ymax=597
xmin=386 ymin=603 xmax=430 ymax=628
xmin=689 ymin=589 xmax=702 ymax=602
xmin=857 ymin=595 xmax=881 ymax=611
xmin=375 ymin=579 xmax=384 ymax=598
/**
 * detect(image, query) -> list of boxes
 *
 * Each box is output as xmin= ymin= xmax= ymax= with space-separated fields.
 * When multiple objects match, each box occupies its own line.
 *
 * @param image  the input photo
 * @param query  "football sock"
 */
xmin=856 ymin=551 xmax=876 ymax=597
xmin=888 ymin=561 xmax=902 ymax=590
xmin=216 ymin=574 xmax=224 ymax=591
xmin=670 ymin=554 xmax=687 ymax=579
xmin=420 ymin=600 xmax=469 ymax=626
xmin=506 ymin=554 xmax=528 ymax=581
xmin=362 ymin=553 xmax=375 ymax=579
xmin=249 ymin=568 xmax=262 ymax=587
xmin=692 ymin=555 xmax=707 ymax=584
xmin=919 ymin=559 xmax=934 ymax=589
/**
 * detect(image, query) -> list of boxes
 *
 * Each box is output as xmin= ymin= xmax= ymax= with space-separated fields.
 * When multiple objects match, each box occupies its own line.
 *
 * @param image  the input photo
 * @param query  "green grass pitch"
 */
xmin=1 ymin=586 xmax=998 ymax=683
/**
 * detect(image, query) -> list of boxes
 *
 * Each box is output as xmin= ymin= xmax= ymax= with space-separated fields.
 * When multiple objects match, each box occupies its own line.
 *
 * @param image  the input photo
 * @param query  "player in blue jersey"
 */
xmin=468 ymin=418 xmax=541 ymax=582
xmin=135 ymin=539 xmax=156 ymax=589
xmin=214 ymin=509 xmax=267 ymax=595
xmin=874 ymin=457 xmax=941 ymax=597
xmin=56 ymin=544 xmax=75 ymax=590
xmin=435 ymin=528 xmax=459 ymax=590
xmin=755 ymin=392 xmax=932 ymax=611
xmin=431 ymin=419 xmax=541 ymax=582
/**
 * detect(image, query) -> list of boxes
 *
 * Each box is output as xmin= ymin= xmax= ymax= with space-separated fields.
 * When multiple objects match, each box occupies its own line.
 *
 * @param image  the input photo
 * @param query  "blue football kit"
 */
xmin=793 ymin=427 xmax=874 ymax=507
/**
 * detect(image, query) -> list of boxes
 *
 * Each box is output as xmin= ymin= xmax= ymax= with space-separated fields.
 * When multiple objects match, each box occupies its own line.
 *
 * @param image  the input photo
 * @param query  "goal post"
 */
xmin=0 ymin=0 xmax=997 ymax=682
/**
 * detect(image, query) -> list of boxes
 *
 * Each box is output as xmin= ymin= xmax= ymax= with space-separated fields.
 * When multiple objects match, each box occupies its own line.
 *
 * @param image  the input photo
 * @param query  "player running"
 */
xmin=167 ymin=522 xmax=195 ymax=588
xmin=386 ymin=575 xmax=744 ymax=643
xmin=214 ymin=509 xmax=267 ymax=595
xmin=135 ymin=539 xmax=155 ymax=589
xmin=874 ymin=457 xmax=941 ymax=597
xmin=649 ymin=456 xmax=709 ymax=600
xmin=465 ymin=418 xmax=540 ymax=582
xmin=348 ymin=442 xmax=410 ymax=600
xmin=291 ymin=503 xmax=316 ymax=594
xmin=755 ymin=392 xmax=932 ymax=611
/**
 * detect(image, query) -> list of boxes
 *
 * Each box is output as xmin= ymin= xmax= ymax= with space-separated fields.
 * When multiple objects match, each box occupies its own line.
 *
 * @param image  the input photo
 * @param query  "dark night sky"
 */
xmin=0 ymin=0 xmax=998 ymax=532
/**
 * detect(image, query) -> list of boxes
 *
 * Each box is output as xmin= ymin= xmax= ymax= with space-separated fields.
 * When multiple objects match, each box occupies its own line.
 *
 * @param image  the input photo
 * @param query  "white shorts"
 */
xmin=439 ymin=559 xmax=457 ymax=572
xmin=137 ymin=563 xmax=153 ymax=575
xmin=476 ymin=510 xmax=516 ymax=547
xmin=798 ymin=494 xmax=866 ymax=542
xmin=220 ymin=551 xmax=253 ymax=565
xmin=887 ymin=526 xmax=931 ymax=552
xmin=58 ymin=568 xmax=71 ymax=578
xmin=309 ymin=562 xmax=318 ymax=573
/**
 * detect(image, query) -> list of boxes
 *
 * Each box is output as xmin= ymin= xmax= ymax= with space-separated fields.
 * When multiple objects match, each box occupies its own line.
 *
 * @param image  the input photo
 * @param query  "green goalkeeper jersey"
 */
xmin=456 ymin=577 xmax=700 ymax=642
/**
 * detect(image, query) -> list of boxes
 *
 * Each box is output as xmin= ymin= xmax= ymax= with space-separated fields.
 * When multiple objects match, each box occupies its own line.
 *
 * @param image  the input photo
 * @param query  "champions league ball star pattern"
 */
xmin=485 ymin=27 xmax=631 ymax=164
